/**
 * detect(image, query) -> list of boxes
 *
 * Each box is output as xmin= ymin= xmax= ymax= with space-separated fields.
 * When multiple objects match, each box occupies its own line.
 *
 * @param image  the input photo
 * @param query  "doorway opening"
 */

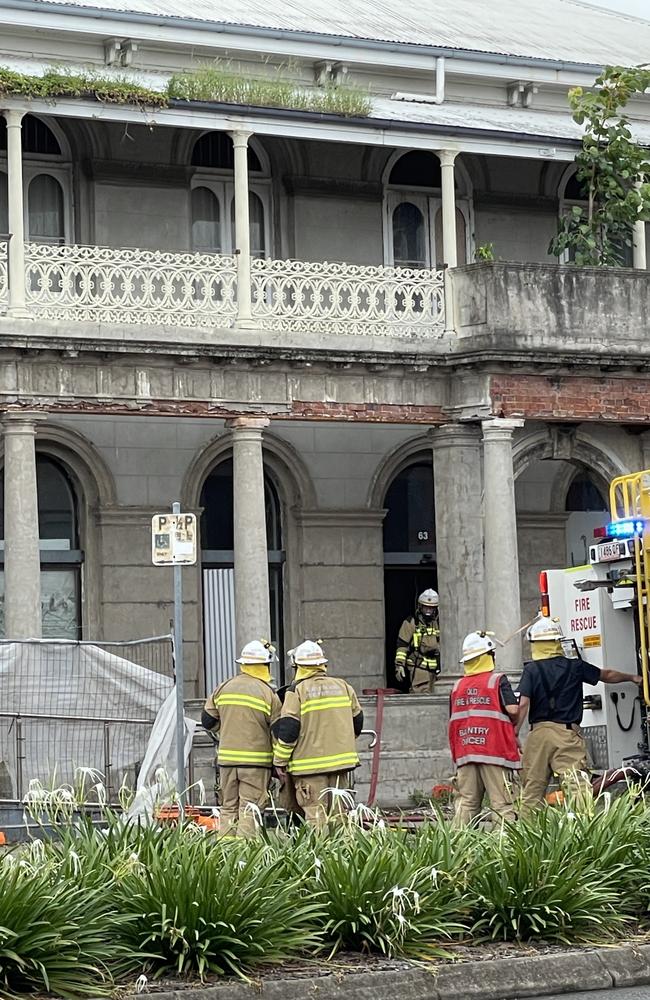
xmin=382 ymin=457 xmax=436 ymax=688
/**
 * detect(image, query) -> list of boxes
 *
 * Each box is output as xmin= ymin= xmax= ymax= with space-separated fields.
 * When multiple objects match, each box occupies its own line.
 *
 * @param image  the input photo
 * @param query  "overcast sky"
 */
xmin=578 ymin=0 xmax=650 ymax=18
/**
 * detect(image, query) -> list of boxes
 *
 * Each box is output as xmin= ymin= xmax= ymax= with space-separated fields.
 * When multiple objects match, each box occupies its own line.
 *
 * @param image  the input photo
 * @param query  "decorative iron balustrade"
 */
xmin=0 ymin=242 xmax=446 ymax=335
xmin=251 ymin=257 xmax=445 ymax=336
xmin=23 ymin=243 xmax=238 ymax=327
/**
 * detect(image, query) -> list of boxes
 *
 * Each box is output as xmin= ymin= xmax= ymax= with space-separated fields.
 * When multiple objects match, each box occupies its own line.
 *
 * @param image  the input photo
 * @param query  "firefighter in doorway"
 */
xmin=394 ymin=589 xmax=441 ymax=693
xmin=272 ymin=640 xmax=364 ymax=829
xmin=201 ymin=639 xmax=281 ymax=838
xmin=449 ymin=630 xmax=521 ymax=826
xmin=517 ymin=616 xmax=642 ymax=813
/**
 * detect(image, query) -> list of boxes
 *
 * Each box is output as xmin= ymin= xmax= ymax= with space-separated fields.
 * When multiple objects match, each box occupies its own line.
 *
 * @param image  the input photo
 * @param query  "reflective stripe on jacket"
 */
xmin=204 ymin=673 xmax=281 ymax=768
xmin=273 ymin=671 xmax=362 ymax=775
xmin=448 ymin=671 xmax=521 ymax=769
xmin=395 ymin=616 xmax=440 ymax=673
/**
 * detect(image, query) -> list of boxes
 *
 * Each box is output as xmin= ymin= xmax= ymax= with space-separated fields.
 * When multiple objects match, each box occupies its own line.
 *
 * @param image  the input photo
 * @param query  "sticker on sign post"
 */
xmin=152 ymin=513 xmax=197 ymax=566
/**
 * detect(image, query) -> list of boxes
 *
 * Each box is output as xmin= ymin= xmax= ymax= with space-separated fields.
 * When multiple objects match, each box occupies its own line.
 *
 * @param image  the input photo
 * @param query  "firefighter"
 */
xmin=272 ymin=648 xmax=304 ymax=823
xmin=517 ymin=616 xmax=643 ymax=813
xmin=449 ymin=630 xmax=520 ymax=826
xmin=394 ymin=589 xmax=441 ymax=693
xmin=201 ymin=639 xmax=281 ymax=838
xmin=272 ymin=640 xmax=364 ymax=830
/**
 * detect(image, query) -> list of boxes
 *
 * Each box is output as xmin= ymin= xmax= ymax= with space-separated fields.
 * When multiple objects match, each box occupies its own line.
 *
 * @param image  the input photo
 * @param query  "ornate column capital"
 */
xmin=2 ymin=410 xmax=47 ymax=433
xmin=481 ymin=417 xmax=525 ymax=442
xmin=227 ymin=416 xmax=270 ymax=436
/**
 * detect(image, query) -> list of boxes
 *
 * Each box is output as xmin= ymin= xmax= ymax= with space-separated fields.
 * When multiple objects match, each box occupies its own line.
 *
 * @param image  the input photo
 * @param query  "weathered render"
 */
xmin=1 ymin=0 xmax=649 ymax=803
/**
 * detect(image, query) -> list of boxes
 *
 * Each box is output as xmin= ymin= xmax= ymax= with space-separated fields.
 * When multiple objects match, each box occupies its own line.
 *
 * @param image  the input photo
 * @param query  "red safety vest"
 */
xmin=448 ymin=671 xmax=521 ymax=769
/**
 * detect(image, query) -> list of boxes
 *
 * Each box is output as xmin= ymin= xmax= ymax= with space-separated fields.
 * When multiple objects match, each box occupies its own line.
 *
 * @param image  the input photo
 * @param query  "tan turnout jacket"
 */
xmin=204 ymin=673 xmax=281 ymax=768
xmin=273 ymin=670 xmax=362 ymax=775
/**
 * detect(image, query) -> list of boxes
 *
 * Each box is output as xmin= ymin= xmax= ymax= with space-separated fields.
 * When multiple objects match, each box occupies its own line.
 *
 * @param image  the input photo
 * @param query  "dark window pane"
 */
xmin=389 ymin=151 xmax=441 ymax=187
xmin=191 ymin=186 xmax=221 ymax=251
xmin=191 ymin=132 xmax=262 ymax=171
xmin=564 ymin=171 xmax=589 ymax=201
xmin=230 ymin=192 xmax=266 ymax=258
xmin=0 ymin=456 xmax=77 ymax=545
xmin=200 ymin=459 xmax=282 ymax=550
xmin=28 ymin=174 xmax=64 ymax=242
xmin=392 ymin=202 xmax=426 ymax=267
xmin=0 ymin=116 xmax=61 ymax=155
xmin=383 ymin=461 xmax=435 ymax=552
xmin=565 ymin=473 xmax=607 ymax=512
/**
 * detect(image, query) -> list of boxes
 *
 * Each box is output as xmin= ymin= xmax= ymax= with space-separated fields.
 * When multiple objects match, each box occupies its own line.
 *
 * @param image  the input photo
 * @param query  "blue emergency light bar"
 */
xmin=606 ymin=518 xmax=646 ymax=538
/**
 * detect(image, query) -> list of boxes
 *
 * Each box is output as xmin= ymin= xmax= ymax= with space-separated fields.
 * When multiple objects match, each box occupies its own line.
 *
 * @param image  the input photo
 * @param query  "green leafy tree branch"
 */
xmin=550 ymin=65 xmax=650 ymax=267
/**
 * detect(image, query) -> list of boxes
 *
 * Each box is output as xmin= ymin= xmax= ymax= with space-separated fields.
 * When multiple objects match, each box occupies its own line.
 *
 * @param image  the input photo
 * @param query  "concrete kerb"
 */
xmin=106 ymin=944 xmax=650 ymax=1000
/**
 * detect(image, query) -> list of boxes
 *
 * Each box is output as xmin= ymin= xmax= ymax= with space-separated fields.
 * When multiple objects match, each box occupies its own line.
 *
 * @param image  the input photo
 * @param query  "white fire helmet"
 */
xmin=290 ymin=639 xmax=328 ymax=667
xmin=236 ymin=639 xmax=275 ymax=665
xmin=526 ymin=617 xmax=564 ymax=643
xmin=460 ymin=631 xmax=497 ymax=663
xmin=418 ymin=589 xmax=439 ymax=608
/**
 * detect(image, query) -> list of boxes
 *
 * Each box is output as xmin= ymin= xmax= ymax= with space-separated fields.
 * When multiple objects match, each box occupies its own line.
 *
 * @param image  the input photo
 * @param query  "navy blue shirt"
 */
xmin=519 ymin=656 xmax=601 ymax=725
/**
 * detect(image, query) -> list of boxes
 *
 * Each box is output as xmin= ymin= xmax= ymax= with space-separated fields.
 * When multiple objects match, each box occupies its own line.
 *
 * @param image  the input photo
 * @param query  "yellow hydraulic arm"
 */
xmin=610 ymin=469 xmax=650 ymax=707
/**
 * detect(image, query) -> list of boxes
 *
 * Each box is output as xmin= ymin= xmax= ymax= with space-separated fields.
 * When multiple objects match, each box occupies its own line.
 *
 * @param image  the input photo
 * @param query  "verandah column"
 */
xmin=2 ymin=110 xmax=28 ymax=317
xmin=431 ymin=424 xmax=485 ymax=676
xmin=3 ymin=411 xmax=45 ymax=638
xmin=633 ymin=179 xmax=647 ymax=270
xmin=438 ymin=148 xmax=458 ymax=269
xmin=482 ymin=418 xmax=525 ymax=676
xmin=229 ymin=129 xmax=254 ymax=327
xmin=228 ymin=416 xmax=271 ymax=651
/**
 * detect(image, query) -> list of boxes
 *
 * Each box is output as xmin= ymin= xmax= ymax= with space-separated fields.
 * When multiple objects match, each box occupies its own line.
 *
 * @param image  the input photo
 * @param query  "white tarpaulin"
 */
xmin=0 ymin=640 xmax=185 ymax=799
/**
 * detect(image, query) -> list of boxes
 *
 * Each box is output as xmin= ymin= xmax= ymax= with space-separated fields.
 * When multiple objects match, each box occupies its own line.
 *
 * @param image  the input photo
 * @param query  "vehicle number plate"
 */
xmin=596 ymin=541 xmax=625 ymax=561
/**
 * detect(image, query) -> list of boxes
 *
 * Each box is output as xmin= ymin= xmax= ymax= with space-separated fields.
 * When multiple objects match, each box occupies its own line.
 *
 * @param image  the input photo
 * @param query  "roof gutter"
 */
xmin=169 ymin=96 xmax=583 ymax=147
xmin=0 ymin=0 xmax=608 ymax=74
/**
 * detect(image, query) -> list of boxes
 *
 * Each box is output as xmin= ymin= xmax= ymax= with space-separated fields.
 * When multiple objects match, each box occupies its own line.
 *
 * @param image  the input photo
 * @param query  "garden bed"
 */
xmin=3 ymin=792 xmax=650 ymax=998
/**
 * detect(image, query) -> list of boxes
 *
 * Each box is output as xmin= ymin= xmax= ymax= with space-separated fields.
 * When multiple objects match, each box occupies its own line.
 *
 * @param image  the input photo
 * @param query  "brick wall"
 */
xmin=491 ymin=374 xmax=650 ymax=422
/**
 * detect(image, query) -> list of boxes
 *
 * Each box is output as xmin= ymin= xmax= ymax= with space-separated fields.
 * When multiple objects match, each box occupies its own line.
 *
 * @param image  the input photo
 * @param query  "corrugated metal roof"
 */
xmin=373 ymin=98 xmax=650 ymax=146
xmin=12 ymin=0 xmax=650 ymax=67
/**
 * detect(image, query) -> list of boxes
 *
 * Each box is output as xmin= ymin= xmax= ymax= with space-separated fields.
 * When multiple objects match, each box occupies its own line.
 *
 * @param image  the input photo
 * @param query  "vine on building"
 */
xmin=550 ymin=65 xmax=650 ymax=267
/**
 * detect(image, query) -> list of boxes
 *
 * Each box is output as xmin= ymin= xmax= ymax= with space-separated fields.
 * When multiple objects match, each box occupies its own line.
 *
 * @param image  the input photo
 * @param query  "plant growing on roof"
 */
xmin=549 ymin=65 xmax=650 ymax=267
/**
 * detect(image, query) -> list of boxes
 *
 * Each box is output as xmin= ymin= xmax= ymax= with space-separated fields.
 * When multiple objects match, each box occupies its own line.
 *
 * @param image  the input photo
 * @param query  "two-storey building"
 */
xmin=2 ymin=0 xmax=650 ymax=799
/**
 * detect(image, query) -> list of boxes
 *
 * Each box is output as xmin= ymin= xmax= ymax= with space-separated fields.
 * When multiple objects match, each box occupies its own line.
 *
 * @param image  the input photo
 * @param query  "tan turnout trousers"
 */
xmin=452 ymin=763 xmax=516 ymax=826
xmin=411 ymin=666 xmax=436 ymax=694
xmin=520 ymin=721 xmax=589 ymax=813
xmin=293 ymin=772 xmax=351 ymax=830
xmin=218 ymin=766 xmax=270 ymax=838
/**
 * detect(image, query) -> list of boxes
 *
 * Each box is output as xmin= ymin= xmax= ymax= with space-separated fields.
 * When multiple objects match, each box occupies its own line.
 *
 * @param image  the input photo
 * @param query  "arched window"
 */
xmin=199 ymin=458 xmax=284 ymax=689
xmin=0 ymin=116 xmax=71 ymax=245
xmin=392 ymin=202 xmax=426 ymax=268
xmin=0 ymin=456 xmax=82 ymax=638
xmin=192 ymin=132 xmax=262 ymax=172
xmin=0 ymin=171 xmax=7 ymax=235
xmin=385 ymin=150 xmax=472 ymax=268
xmin=382 ymin=458 xmax=437 ymax=687
xmin=229 ymin=191 xmax=266 ymax=258
xmin=565 ymin=472 xmax=607 ymax=512
xmin=191 ymin=186 xmax=221 ymax=252
xmin=190 ymin=132 xmax=270 ymax=257
xmin=28 ymin=174 xmax=65 ymax=244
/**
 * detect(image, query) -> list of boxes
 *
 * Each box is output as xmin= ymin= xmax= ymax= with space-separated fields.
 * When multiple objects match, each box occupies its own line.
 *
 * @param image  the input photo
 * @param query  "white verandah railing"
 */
xmin=0 ymin=241 xmax=446 ymax=336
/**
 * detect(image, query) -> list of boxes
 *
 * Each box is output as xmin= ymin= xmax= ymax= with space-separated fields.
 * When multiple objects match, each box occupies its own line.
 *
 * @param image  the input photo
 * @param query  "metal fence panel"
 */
xmin=0 ymin=636 xmax=173 ymax=803
xmin=203 ymin=568 xmax=236 ymax=695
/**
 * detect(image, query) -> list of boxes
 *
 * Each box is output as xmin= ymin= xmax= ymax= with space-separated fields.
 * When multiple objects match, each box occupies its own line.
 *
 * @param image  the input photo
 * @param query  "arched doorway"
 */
xmin=0 ymin=455 xmax=82 ymax=638
xmin=199 ymin=458 xmax=285 ymax=691
xmin=515 ymin=456 xmax=609 ymax=621
xmin=382 ymin=457 xmax=436 ymax=686
xmin=383 ymin=150 xmax=473 ymax=268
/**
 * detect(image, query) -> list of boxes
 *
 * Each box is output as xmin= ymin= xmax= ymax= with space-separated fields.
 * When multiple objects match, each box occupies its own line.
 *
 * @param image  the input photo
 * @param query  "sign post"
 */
xmin=152 ymin=505 xmax=197 ymax=807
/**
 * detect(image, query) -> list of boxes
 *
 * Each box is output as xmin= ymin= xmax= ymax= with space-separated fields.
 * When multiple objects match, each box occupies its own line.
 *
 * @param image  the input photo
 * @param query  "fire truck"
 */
xmin=541 ymin=468 xmax=650 ymax=788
